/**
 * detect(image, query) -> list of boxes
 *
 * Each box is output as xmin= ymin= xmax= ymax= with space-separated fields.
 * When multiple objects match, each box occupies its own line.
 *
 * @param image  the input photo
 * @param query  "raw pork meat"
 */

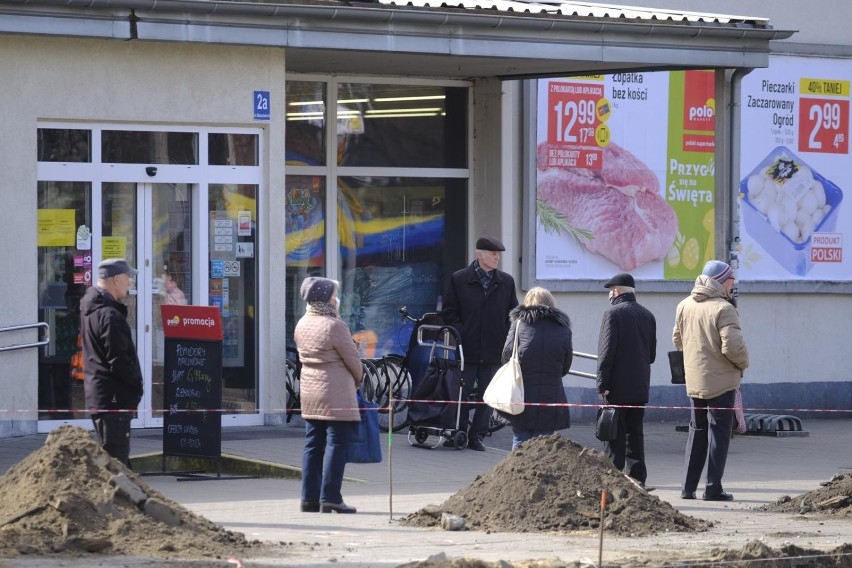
xmin=537 ymin=142 xmax=678 ymax=271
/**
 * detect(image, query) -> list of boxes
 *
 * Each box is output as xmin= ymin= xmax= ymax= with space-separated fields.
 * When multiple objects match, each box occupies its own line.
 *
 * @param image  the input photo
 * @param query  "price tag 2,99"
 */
xmin=546 ymin=81 xmax=605 ymax=169
xmin=797 ymin=78 xmax=849 ymax=155
xmin=798 ymin=98 xmax=849 ymax=154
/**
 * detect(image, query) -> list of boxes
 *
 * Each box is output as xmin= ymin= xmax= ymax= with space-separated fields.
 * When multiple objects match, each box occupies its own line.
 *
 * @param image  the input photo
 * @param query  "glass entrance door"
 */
xmin=37 ymin=124 xmax=263 ymax=433
xmin=102 ymin=182 xmax=193 ymax=427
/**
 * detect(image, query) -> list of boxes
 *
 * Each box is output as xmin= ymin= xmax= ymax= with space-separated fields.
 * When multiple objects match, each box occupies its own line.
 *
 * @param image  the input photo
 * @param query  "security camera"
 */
xmin=145 ymin=166 xmax=158 ymax=177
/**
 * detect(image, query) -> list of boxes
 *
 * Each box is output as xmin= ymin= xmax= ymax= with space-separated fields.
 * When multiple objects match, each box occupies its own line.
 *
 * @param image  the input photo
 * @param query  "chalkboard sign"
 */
xmin=161 ymin=305 xmax=223 ymax=461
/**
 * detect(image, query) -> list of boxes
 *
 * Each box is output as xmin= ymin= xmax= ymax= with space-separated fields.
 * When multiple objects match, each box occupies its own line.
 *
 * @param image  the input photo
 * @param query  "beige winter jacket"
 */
xmin=295 ymin=311 xmax=363 ymax=422
xmin=672 ymin=275 xmax=749 ymax=400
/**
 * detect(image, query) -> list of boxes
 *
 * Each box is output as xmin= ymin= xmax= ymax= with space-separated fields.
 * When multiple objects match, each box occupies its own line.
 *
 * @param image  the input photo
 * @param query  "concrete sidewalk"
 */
xmin=2 ymin=419 xmax=852 ymax=566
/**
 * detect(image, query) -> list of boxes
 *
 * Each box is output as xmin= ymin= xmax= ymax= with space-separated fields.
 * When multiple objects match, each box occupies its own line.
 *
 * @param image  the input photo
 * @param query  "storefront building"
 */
xmin=1 ymin=0 xmax=843 ymax=436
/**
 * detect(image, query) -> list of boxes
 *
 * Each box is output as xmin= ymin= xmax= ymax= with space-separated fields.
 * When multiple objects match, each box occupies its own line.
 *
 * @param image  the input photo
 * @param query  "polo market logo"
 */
xmin=166 ymin=315 xmax=181 ymax=326
xmin=682 ymin=70 xmax=716 ymax=133
xmin=688 ymin=100 xmax=715 ymax=122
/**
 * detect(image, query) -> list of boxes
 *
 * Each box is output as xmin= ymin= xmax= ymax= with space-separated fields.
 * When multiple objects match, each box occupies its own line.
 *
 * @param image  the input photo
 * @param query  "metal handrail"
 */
xmin=568 ymin=350 xmax=597 ymax=380
xmin=0 ymin=322 xmax=50 ymax=352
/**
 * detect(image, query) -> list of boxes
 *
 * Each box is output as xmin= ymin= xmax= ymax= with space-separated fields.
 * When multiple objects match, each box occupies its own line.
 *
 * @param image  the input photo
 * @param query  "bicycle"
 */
xmin=360 ymin=355 xmax=412 ymax=433
xmin=283 ymin=344 xmax=412 ymax=432
xmin=284 ymin=346 xmax=301 ymax=423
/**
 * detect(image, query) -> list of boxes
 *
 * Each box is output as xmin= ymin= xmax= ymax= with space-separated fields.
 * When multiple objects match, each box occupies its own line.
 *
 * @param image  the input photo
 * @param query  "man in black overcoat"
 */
xmin=596 ymin=272 xmax=656 ymax=483
xmin=442 ymin=236 xmax=518 ymax=451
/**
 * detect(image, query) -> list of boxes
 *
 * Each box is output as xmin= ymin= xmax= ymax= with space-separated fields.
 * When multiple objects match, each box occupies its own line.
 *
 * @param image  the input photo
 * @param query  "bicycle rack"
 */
xmin=743 ymin=413 xmax=808 ymax=437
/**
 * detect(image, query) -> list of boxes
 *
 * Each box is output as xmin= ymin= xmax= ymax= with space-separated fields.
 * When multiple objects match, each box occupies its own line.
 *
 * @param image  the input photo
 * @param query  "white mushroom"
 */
xmin=780 ymin=194 xmax=797 ymax=225
xmin=767 ymin=202 xmax=785 ymax=231
xmin=747 ymin=174 xmax=765 ymax=197
xmin=799 ymin=189 xmax=818 ymax=215
xmin=781 ymin=221 xmax=799 ymax=242
xmin=811 ymin=180 xmax=826 ymax=208
xmin=799 ymin=218 xmax=816 ymax=242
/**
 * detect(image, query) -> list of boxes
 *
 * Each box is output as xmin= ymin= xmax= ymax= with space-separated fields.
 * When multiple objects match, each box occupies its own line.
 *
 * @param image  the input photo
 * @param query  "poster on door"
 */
xmin=535 ymin=71 xmax=715 ymax=281
xmin=738 ymin=55 xmax=851 ymax=280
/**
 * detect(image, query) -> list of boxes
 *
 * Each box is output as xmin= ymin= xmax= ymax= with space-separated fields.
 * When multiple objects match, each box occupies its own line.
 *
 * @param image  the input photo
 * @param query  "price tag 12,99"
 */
xmin=546 ymin=81 xmax=606 ymax=169
xmin=797 ymin=78 xmax=849 ymax=154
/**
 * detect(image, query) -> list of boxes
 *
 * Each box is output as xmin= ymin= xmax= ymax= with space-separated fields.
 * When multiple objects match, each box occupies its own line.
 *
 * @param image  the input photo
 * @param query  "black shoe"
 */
xmin=703 ymin=491 xmax=734 ymax=501
xmin=468 ymin=439 xmax=485 ymax=451
xmin=300 ymin=501 xmax=320 ymax=512
xmin=681 ymin=491 xmax=696 ymax=500
xmin=321 ymin=502 xmax=357 ymax=514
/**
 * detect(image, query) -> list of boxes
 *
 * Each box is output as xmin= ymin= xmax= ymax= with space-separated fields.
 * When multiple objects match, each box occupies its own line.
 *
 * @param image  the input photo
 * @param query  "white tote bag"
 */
xmin=483 ymin=322 xmax=525 ymax=415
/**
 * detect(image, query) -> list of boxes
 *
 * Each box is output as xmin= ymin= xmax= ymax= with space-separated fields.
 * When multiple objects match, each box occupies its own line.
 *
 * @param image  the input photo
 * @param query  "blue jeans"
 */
xmin=511 ymin=428 xmax=554 ymax=450
xmin=302 ymin=419 xmax=355 ymax=505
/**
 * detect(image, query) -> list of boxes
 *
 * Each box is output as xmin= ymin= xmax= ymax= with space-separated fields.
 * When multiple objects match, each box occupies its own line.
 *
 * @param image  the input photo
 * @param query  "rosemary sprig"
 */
xmin=536 ymin=198 xmax=594 ymax=245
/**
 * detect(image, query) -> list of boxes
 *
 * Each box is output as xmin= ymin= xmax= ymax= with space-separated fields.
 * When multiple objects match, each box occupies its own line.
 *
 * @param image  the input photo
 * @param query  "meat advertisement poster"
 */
xmin=535 ymin=71 xmax=715 ymax=281
xmin=738 ymin=55 xmax=851 ymax=281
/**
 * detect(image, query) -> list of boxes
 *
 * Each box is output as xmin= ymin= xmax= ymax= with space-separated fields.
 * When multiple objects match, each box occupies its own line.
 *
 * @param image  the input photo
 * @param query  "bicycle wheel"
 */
xmin=284 ymin=359 xmax=300 ymax=423
xmin=360 ymin=359 xmax=384 ymax=408
xmin=376 ymin=355 xmax=411 ymax=432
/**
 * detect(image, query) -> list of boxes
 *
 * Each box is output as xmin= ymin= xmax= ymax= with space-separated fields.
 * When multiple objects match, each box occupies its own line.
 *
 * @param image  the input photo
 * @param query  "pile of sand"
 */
xmin=400 ymin=434 xmax=708 ymax=536
xmin=0 ymin=425 xmax=260 ymax=559
xmin=761 ymin=473 xmax=852 ymax=518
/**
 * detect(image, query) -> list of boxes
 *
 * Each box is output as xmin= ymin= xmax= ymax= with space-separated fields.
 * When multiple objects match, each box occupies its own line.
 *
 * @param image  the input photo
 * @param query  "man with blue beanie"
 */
xmin=673 ymin=259 xmax=749 ymax=501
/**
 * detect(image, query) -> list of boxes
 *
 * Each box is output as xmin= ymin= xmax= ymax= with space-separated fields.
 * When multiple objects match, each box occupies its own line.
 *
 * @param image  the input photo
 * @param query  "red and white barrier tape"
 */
xmin=1 ymin=399 xmax=850 ymax=415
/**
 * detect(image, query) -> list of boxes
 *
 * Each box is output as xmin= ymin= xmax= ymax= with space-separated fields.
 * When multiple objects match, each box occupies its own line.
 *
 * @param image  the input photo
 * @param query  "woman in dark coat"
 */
xmin=501 ymin=287 xmax=573 ymax=449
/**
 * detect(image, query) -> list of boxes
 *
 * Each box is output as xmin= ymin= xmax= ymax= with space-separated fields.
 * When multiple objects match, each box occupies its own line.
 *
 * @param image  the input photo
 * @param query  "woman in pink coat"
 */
xmin=294 ymin=277 xmax=363 ymax=514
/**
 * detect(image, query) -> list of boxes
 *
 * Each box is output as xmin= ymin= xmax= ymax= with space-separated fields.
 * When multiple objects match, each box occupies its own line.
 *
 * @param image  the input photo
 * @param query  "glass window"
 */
xmin=337 ymin=84 xmax=467 ymax=168
xmin=36 ymin=181 xmax=93 ymax=420
xmin=101 ymin=182 xmax=139 ymax=354
xmin=284 ymin=80 xmax=471 ymax=358
xmin=209 ymin=184 xmax=258 ymax=411
xmin=209 ymin=134 xmax=259 ymax=166
xmin=37 ymin=129 xmax=91 ymax=162
xmin=286 ymin=81 xmax=327 ymax=166
xmin=102 ymin=131 xmax=198 ymax=164
xmin=151 ymin=184 xmax=193 ymax=418
xmin=284 ymin=176 xmax=326 ymax=348
xmin=337 ymin=177 xmax=467 ymax=357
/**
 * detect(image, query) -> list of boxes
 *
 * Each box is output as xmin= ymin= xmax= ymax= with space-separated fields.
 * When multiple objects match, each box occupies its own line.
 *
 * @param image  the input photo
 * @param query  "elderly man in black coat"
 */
xmin=442 ymin=236 xmax=519 ymax=451
xmin=596 ymin=272 xmax=657 ymax=484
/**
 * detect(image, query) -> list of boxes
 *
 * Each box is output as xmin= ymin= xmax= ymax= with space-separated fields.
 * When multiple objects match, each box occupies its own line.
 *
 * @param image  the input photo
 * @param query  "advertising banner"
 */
xmin=738 ymin=56 xmax=851 ymax=281
xmin=535 ymin=71 xmax=715 ymax=281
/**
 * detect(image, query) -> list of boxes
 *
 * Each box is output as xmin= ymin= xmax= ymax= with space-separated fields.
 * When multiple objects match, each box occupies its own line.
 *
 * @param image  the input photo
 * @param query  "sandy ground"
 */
xmin=1 ymin=420 xmax=851 ymax=567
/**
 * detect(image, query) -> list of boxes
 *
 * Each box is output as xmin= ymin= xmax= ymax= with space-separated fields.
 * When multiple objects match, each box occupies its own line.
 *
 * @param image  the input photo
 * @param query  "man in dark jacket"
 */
xmin=596 ymin=272 xmax=656 ymax=484
xmin=80 ymin=258 xmax=144 ymax=467
xmin=442 ymin=236 xmax=519 ymax=451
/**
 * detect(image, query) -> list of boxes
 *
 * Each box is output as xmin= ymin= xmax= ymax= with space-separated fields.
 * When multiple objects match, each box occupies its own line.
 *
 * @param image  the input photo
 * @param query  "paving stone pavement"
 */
xmin=2 ymin=418 xmax=851 ymax=567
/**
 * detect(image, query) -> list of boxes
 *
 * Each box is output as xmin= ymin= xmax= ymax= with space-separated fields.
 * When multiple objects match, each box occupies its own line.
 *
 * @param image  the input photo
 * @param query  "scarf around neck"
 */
xmin=307 ymin=301 xmax=339 ymax=318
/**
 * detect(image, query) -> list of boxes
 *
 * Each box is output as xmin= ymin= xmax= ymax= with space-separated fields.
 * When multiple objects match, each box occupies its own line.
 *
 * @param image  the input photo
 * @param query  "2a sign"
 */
xmin=254 ymin=90 xmax=270 ymax=121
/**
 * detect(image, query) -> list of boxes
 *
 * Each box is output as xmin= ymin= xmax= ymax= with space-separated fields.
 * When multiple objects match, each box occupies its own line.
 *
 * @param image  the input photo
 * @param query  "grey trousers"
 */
xmin=683 ymin=389 xmax=736 ymax=496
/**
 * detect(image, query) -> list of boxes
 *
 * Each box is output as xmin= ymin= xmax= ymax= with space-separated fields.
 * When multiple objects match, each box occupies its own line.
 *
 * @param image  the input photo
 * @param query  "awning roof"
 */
xmin=0 ymin=0 xmax=795 ymax=79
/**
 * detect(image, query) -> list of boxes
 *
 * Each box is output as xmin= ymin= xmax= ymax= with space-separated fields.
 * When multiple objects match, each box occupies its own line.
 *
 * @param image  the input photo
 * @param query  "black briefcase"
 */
xmin=595 ymin=406 xmax=619 ymax=442
xmin=668 ymin=350 xmax=686 ymax=385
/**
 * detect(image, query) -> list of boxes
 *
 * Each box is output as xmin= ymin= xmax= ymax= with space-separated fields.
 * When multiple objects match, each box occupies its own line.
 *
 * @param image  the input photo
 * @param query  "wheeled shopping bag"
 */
xmin=406 ymin=325 xmax=468 ymax=449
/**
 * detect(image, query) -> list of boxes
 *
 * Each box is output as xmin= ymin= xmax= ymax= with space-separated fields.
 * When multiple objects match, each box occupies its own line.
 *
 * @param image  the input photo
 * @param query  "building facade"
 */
xmin=0 ymin=0 xmax=846 ymax=437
